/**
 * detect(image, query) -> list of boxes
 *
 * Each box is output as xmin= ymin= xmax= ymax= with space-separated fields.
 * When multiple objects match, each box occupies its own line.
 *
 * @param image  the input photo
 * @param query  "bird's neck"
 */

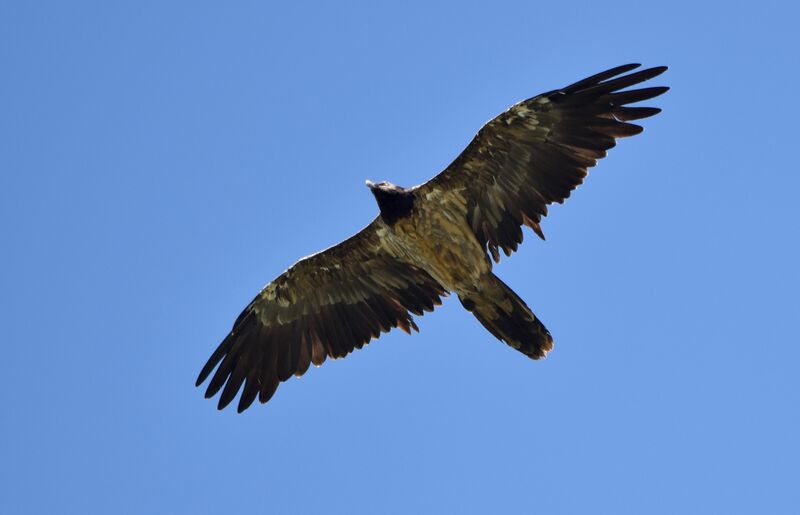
xmin=375 ymin=189 xmax=415 ymax=226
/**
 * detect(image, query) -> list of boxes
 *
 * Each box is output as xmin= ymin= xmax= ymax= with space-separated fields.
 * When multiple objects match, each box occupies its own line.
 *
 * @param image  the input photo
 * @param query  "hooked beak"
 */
xmin=365 ymin=180 xmax=376 ymax=190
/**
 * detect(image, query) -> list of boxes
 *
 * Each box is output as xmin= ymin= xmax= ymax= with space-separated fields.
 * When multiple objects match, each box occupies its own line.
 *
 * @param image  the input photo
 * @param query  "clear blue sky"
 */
xmin=2 ymin=1 xmax=798 ymax=514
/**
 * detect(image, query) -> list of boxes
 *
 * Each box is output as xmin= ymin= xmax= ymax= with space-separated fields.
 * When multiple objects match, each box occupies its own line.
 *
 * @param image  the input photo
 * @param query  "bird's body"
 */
xmin=196 ymin=64 xmax=669 ymax=412
xmin=376 ymin=187 xmax=489 ymax=294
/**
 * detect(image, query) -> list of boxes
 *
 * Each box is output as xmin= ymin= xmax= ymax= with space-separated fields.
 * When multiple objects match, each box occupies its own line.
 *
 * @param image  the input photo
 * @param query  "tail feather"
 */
xmin=460 ymin=274 xmax=553 ymax=359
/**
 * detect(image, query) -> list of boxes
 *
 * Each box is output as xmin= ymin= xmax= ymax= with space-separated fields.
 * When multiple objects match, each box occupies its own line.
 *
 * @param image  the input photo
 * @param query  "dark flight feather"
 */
xmin=420 ymin=64 xmax=668 ymax=261
xmin=196 ymin=220 xmax=447 ymax=411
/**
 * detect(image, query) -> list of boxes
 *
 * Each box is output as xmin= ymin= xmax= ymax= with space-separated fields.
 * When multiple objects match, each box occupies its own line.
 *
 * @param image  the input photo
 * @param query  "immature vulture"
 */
xmin=197 ymin=63 xmax=668 ymax=412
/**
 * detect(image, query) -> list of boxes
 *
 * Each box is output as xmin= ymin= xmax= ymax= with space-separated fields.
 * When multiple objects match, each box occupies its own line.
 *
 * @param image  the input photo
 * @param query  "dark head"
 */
xmin=366 ymin=180 xmax=416 ymax=226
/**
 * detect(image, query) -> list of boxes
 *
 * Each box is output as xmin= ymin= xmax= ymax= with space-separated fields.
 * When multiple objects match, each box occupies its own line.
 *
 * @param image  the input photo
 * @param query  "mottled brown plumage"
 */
xmin=196 ymin=64 xmax=668 ymax=412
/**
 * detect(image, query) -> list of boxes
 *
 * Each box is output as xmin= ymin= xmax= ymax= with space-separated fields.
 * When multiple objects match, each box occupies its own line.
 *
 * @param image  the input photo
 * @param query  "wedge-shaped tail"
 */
xmin=459 ymin=274 xmax=553 ymax=359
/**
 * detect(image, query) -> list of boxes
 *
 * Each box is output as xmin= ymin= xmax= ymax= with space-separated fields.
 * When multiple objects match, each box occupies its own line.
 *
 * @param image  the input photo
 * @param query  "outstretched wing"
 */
xmin=419 ymin=64 xmax=668 ymax=262
xmin=196 ymin=218 xmax=447 ymax=412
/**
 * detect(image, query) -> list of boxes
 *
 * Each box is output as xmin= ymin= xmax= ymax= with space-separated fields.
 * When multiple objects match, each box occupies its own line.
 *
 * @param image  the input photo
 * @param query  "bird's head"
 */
xmin=366 ymin=179 xmax=403 ymax=194
xmin=365 ymin=180 xmax=415 ymax=225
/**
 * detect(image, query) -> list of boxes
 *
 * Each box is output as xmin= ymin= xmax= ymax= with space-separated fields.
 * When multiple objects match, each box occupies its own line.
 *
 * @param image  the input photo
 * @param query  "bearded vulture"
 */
xmin=196 ymin=63 xmax=668 ymax=412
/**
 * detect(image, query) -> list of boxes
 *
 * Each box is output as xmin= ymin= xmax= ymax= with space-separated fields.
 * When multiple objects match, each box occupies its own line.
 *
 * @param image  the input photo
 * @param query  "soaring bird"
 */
xmin=196 ymin=63 xmax=668 ymax=412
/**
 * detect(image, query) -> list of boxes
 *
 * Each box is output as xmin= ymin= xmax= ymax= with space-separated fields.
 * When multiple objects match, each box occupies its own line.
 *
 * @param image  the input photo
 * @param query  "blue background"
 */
xmin=2 ymin=1 xmax=798 ymax=513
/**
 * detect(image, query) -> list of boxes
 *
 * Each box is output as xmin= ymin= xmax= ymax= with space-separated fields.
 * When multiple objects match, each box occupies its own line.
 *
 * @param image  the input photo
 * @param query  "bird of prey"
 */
xmin=196 ymin=63 xmax=668 ymax=412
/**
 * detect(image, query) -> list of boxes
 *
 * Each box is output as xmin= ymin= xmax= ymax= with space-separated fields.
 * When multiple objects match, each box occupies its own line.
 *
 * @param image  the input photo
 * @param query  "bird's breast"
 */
xmin=379 ymin=203 xmax=490 ymax=292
